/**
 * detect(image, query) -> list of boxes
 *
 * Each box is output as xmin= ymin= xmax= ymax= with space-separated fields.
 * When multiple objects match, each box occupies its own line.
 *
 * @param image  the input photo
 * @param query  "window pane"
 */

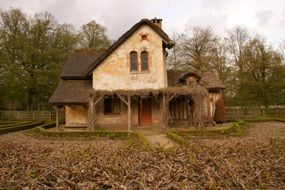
xmin=104 ymin=98 xmax=112 ymax=114
xmin=130 ymin=51 xmax=138 ymax=71
xmin=112 ymin=98 xmax=121 ymax=113
xmin=104 ymin=96 xmax=121 ymax=115
xmin=141 ymin=51 xmax=148 ymax=70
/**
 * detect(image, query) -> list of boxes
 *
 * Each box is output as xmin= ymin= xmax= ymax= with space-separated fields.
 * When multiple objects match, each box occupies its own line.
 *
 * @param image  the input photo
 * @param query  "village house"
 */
xmin=49 ymin=18 xmax=225 ymax=131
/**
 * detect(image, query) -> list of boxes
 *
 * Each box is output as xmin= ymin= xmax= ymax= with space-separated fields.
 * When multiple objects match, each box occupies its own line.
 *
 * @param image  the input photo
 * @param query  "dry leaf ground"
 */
xmin=0 ymin=122 xmax=285 ymax=189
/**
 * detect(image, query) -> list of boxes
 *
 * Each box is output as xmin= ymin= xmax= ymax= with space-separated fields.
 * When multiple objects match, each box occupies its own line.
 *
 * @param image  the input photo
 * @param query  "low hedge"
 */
xmin=0 ymin=122 xmax=43 ymax=135
xmin=132 ymin=132 xmax=150 ymax=148
xmin=0 ymin=121 xmax=33 ymax=129
xmin=166 ymin=131 xmax=186 ymax=144
xmin=174 ymin=121 xmax=247 ymax=139
xmin=32 ymin=123 xmax=131 ymax=140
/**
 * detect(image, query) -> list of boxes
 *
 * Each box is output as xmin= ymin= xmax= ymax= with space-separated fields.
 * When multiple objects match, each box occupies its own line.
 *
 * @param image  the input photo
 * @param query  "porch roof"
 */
xmin=49 ymin=80 xmax=92 ymax=106
xmin=90 ymin=85 xmax=208 ymax=98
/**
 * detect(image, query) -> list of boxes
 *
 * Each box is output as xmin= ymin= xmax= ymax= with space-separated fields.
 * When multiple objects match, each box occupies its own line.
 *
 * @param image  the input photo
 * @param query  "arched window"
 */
xmin=141 ymin=51 xmax=149 ymax=71
xmin=130 ymin=51 xmax=138 ymax=71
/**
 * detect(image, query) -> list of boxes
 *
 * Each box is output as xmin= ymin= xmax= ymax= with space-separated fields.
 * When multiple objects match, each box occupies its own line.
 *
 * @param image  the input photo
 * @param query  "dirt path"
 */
xmin=247 ymin=122 xmax=285 ymax=138
xmin=134 ymin=128 xmax=176 ymax=148
xmin=144 ymin=134 xmax=176 ymax=148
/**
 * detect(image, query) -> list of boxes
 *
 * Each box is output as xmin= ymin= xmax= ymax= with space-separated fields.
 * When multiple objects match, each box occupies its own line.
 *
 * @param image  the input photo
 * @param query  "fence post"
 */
xmin=17 ymin=111 xmax=20 ymax=120
xmin=249 ymin=108 xmax=253 ymax=118
xmin=34 ymin=111 xmax=36 ymax=120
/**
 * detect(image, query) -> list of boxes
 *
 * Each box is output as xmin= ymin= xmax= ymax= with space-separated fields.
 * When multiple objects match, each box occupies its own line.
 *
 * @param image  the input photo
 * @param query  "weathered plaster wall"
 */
xmin=65 ymin=105 xmax=88 ymax=127
xmin=92 ymin=25 xmax=168 ymax=90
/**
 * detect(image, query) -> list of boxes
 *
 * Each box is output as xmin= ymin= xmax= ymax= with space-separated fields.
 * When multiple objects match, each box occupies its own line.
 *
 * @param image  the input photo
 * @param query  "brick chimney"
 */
xmin=151 ymin=18 xmax=162 ymax=28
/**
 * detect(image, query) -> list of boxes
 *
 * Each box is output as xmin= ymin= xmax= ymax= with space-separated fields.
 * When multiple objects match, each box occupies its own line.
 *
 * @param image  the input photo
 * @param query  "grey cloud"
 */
xmin=255 ymin=9 xmax=273 ymax=26
xmin=0 ymin=0 xmax=284 ymax=46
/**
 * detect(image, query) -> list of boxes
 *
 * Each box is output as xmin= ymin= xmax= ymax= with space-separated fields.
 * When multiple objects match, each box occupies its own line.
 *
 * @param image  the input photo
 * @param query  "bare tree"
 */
xmin=79 ymin=20 xmax=110 ymax=50
xmin=179 ymin=26 xmax=217 ymax=71
xmin=226 ymin=26 xmax=250 ymax=75
xmin=279 ymin=40 xmax=285 ymax=61
xmin=167 ymin=32 xmax=183 ymax=70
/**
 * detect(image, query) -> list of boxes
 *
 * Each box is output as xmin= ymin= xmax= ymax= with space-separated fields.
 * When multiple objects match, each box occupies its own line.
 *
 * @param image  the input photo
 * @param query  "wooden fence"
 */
xmin=1 ymin=106 xmax=285 ymax=121
xmin=226 ymin=106 xmax=285 ymax=120
xmin=0 ymin=111 xmax=64 ymax=121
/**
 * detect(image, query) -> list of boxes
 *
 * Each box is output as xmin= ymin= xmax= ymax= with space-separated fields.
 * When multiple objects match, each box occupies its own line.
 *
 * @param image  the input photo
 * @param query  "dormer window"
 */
xmin=141 ymin=51 xmax=149 ymax=71
xmin=178 ymin=72 xmax=201 ymax=85
xmin=186 ymin=76 xmax=197 ymax=85
xmin=130 ymin=51 xmax=138 ymax=71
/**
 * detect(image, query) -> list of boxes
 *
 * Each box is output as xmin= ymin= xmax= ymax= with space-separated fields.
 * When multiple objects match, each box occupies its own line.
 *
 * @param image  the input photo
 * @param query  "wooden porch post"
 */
xmin=128 ymin=95 xmax=131 ymax=132
xmin=55 ymin=106 xmax=60 ymax=130
xmin=162 ymin=93 xmax=167 ymax=129
xmin=118 ymin=94 xmax=131 ymax=132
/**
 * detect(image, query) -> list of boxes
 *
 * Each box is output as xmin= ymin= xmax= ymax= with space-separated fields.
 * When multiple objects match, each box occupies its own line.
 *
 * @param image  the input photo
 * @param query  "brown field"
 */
xmin=0 ymin=122 xmax=285 ymax=189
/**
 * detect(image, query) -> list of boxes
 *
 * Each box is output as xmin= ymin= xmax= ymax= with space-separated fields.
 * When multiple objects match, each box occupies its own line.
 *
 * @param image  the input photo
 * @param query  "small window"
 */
xmin=141 ymin=51 xmax=149 ymax=71
xmin=130 ymin=51 xmax=138 ymax=71
xmin=141 ymin=35 xmax=147 ymax=40
xmin=104 ymin=96 xmax=121 ymax=115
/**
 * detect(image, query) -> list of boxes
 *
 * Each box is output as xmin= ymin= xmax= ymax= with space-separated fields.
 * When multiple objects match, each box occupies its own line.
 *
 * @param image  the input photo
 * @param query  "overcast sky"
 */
xmin=1 ymin=0 xmax=285 ymax=47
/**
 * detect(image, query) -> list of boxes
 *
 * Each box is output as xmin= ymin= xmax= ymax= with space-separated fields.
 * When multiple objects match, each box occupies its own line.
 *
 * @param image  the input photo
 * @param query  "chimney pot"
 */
xmin=151 ymin=18 xmax=162 ymax=28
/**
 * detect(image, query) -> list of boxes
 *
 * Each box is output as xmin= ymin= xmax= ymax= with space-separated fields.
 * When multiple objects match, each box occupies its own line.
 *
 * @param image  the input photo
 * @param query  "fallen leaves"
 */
xmin=0 ymin=132 xmax=284 ymax=189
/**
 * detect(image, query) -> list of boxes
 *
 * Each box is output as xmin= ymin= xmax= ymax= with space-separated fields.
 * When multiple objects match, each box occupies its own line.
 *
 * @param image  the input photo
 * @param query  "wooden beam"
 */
xmin=88 ymin=96 xmax=95 ymax=131
xmin=127 ymin=95 xmax=131 ymax=132
xmin=117 ymin=94 xmax=128 ymax=106
xmin=94 ymin=95 xmax=103 ymax=106
xmin=168 ymin=94 xmax=175 ymax=102
xmin=162 ymin=93 xmax=167 ymax=129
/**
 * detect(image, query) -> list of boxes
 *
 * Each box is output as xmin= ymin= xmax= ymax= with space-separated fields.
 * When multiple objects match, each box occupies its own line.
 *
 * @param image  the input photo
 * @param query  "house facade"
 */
xmin=49 ymin=18 xmax=225 ymax=130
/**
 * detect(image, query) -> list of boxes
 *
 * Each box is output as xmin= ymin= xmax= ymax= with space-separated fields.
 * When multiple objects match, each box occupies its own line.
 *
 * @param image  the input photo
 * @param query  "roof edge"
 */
xmin=82 ymin=18 xmax=174 ymax=77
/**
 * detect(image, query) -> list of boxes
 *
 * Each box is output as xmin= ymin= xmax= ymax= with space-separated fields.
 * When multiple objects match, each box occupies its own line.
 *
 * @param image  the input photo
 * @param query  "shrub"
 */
xmin=213 ymin=98 xmax=226 ymax=123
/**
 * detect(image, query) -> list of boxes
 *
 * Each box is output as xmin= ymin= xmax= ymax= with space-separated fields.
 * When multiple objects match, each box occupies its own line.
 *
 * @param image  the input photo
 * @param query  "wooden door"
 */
xmin=138 ymin=98 xmax=152 ymax=126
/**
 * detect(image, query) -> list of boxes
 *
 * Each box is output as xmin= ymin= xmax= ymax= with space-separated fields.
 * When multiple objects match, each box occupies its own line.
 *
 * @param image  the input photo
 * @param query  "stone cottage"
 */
xmin=49 ymin=18 xmax=225 ymax=131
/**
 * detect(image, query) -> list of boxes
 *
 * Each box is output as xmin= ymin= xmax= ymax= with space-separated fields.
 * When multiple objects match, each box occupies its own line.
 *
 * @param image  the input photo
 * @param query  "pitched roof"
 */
xmin=61 ymin=49 xmax=105 ymax=79
xmin=199 ymin=71 xmax=225 ymax=90
xmin=82 ymin=19 xmax=175 ymax=77
xmin=167 ymin=70 xmax=225 ymax=90
xmin=49 ymin=80 xmax=92 ymax=105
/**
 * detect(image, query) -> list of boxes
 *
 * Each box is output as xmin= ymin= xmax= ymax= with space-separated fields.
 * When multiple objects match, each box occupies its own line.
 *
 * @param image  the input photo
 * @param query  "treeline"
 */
xmin=168 ymin=27 xmax=285 ymax=107
xmin=0 ymin=8 xmax=110 ymax=110
xmin=1 ymin=8 xmax=284 ymax=110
